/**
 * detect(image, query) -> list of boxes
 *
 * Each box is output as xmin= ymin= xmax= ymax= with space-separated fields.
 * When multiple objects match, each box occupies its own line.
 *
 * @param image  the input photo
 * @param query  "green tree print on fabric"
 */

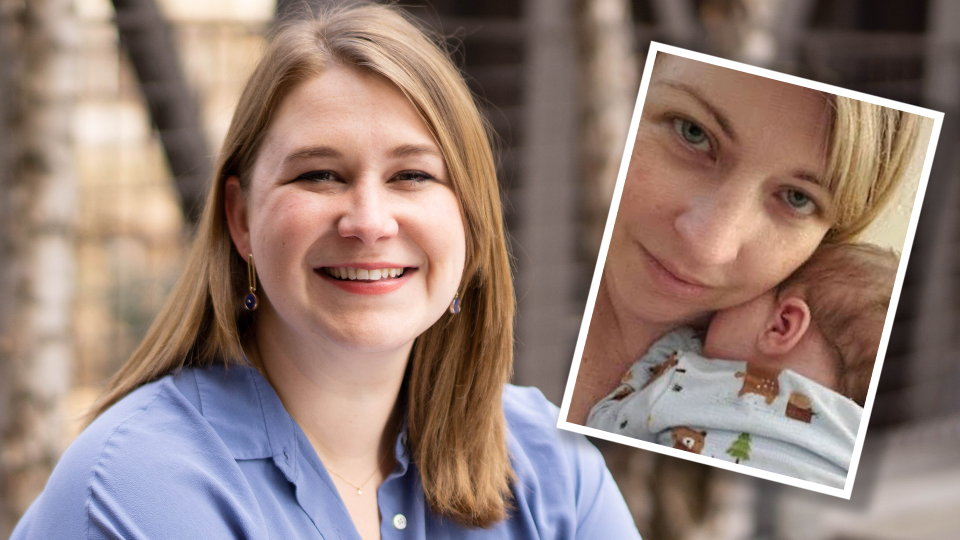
xmin=727 ymin=432 xmax=752 ymax=464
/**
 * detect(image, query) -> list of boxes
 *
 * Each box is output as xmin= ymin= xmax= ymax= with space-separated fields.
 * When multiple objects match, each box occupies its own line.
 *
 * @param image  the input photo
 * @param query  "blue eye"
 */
xmin=672 ymin=118 xmax=712 ymax=152
xmin=780 ymin=188 xmax=817 ymax=216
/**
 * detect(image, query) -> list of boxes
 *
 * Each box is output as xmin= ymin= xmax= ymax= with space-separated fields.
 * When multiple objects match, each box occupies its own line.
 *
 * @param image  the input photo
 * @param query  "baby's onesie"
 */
xmin=587 ymin=327 xmax=862 ymax=489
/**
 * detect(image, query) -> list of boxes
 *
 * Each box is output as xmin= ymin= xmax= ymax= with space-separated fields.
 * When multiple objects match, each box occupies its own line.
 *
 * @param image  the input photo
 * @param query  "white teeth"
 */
xmin=324 ymin=267 xmax=406 ymax=281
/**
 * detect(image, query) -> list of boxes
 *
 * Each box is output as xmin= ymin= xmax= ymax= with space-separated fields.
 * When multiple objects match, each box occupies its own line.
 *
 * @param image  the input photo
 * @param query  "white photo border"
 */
xmin=556 ymin=41 xmax=945 ymax=499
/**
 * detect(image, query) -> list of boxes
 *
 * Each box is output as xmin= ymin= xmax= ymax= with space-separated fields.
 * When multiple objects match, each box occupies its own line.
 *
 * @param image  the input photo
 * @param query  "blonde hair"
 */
xmin=777 ymin=243 xmax=899 ymax=406
xmin=91 ymin=4 xmax=515 ymax=527
xmin=824 ymin=99 xmax=925 ymax=243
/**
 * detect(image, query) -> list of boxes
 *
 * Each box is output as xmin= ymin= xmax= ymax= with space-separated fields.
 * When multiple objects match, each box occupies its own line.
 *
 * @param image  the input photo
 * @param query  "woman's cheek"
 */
xmin=434 ymin=193 xmax=467 ymax=282
xmin=253 ymin=193 xmax=327 ymax=288
xmin=404 ymin=189 xmax=465 ymax=289
xmin=263 ymin=195 xmax=314 ymax=244
xmin=638 ymin=138 xmax=708 ymax=206
xmin=624 ymin=150 xmax=676 ymax=219
xmin=747 ymin=227 xmax=823 ymax=295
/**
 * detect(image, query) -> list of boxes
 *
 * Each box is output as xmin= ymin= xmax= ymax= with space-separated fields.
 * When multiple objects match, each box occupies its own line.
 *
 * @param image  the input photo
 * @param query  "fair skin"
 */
xmin=225 ymin=65 xmax=465 ymax=540
xmin=569 ymin=55 xmax=834 ymax=424
xmin=704 ymin=290 xmax=839 ymax=390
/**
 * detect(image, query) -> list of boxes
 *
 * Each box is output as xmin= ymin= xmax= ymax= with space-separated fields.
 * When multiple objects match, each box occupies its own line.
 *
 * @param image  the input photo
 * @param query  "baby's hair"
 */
xmin=776 ymin=243 xmax=900 ymax=406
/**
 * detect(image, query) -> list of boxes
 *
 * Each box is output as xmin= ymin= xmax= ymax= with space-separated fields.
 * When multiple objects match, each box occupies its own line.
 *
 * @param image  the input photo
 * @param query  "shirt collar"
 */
xmin=191 ymin=364 xmax=411 ymax=473
xmin=193 ymin=363 xmax=291 ymax=461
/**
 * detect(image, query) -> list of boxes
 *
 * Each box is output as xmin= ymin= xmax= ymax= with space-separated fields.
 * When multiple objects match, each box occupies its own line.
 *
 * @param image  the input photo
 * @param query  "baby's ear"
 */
xmin=757 ymin=296 xmax=811 ymax=356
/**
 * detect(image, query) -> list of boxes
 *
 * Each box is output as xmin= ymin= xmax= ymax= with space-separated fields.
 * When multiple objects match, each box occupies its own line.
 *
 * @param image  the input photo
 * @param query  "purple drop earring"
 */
xmin=449 ymin=291 xmax=461 ymax=315
xmin=244 ymin=253 xmax=259 ymax=311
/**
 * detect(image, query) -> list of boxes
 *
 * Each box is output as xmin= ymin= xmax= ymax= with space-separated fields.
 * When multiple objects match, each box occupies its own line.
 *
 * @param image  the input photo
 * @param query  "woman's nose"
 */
xmin=337 ymin=182 xmax=399 ymax=244
xmin=674 ymin=189 xmax=756 ymax=266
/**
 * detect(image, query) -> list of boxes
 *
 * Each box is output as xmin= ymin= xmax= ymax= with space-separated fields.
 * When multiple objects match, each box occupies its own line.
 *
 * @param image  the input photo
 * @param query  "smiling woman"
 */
xmin=11 ymin=4 xmax=639 ymax=540
xmin=224 ymin=67 xmax=466 ymax=359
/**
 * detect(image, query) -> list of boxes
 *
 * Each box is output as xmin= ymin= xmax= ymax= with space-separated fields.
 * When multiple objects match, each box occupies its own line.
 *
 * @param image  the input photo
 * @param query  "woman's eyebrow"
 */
xmin=391 ymin=143 xmax=442 ymax=159
xmin=282 ymin=144 xmax=441 ymax=164
xmin=283 ymin=145 xmax=342 ymax=164
xmin=793 ymin=169 xmax=826 ymax=188
xmin=656 ymin=80 xmax=739 ymax=143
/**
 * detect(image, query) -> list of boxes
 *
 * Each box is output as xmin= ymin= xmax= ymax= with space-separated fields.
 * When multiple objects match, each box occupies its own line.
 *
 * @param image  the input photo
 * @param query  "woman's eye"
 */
xmin=672 ymin=118 xmax=712 ymax=153
xmin=394 ymin=170 xmax=434 ymax=183
xmin=295 ymin=170 xmax=339 ymax=183
xmin=779 ymin=188 xmax=818 ymax=216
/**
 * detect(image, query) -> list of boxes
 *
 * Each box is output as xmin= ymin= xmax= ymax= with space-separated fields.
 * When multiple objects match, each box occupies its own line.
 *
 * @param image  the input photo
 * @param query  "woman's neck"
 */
xmin=567 ymin=276 xmax=672 ymax=425
xmin=253 ymin=303 xmax=408 ymax=485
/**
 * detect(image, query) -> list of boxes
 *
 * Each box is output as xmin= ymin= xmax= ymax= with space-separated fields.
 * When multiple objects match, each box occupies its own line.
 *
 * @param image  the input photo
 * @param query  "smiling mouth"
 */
xmin=321 ymin=267 xmax=408 ymax=281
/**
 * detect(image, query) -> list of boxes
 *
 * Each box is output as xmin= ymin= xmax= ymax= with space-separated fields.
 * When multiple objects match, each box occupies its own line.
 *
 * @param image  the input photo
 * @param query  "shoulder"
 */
xmin=501 ymin=385 xmax=641 ymax=539
xmin=12 ymin=369 xmax=265 ymax=540
xmin=622 ymin=327 xmax=701 ymax=388
xmin=632 ymin=327 xmax=702 ymax=370
xmin=650 ymin=327 xmax=702 ymax=358
xmin=502 ymin=385 xmax=609 ymax=488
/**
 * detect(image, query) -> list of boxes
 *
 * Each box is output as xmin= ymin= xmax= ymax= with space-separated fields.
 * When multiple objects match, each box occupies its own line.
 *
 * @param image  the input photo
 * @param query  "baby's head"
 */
xmin=704 ymin=243 xmax=899 ymax=406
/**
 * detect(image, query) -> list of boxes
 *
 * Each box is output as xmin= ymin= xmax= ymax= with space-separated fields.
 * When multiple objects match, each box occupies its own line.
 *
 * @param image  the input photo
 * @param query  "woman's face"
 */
xmin=225 ymin=65 xmax=465 ymax=355
xmin=606 ymin=55 xmax=833 ymax=325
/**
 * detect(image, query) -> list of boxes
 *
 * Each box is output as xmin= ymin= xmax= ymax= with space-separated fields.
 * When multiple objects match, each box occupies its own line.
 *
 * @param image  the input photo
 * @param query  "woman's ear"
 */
xmin=223 ymin=176 xmax=251 ymax=256
xmin=757 ymin=296 xmax=811 ymax=356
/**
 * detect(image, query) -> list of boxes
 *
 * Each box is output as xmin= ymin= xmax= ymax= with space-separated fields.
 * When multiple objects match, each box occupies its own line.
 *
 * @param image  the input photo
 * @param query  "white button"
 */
xmin=392 ymin=514 xmax=407 ymax=530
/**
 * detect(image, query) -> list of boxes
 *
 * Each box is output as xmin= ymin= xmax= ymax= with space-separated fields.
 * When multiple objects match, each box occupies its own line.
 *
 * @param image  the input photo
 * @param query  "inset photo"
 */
xmin=558 ymin=42 xmax=943 ymax=498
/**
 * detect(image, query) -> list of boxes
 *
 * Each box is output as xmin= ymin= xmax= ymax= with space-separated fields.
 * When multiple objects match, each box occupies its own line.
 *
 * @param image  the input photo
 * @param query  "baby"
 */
xmin=587 ymin=242 xmax=898 ymax=488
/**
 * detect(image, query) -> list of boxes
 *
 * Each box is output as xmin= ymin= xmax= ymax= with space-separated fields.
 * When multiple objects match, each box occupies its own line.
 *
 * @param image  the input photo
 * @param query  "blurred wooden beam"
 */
xmin=912 ymin=0 xmax=960 ymax=420
xmin=575 ymin=0 xmax=637 ymax=259
xmin=514 ymin=0 xmax=580 ymax=405
xmin=111 ymin=0 xmax=211 ymax=225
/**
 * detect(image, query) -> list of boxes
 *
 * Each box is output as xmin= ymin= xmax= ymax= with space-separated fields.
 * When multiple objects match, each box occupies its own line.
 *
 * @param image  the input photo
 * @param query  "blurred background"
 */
xmin=0 ymin=0 xmax=957 ymax=538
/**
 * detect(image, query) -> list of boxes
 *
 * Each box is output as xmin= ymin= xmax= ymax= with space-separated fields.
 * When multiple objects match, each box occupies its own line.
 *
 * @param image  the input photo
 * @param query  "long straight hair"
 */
xmin=90 ymin=4 xmax=516 ymax=527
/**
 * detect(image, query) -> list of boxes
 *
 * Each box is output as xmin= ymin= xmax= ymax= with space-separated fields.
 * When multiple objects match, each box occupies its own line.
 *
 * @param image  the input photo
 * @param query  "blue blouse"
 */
xmin=12 ymin=364 xmax=641 ymax=539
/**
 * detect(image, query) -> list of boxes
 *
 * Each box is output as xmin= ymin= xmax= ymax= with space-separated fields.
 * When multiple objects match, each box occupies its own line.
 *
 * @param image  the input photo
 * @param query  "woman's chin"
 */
xmin=256 ymin=302 xmax=431 ymax=360
xmin=319 ymin=324 xmax=418 ymax=355
xmin=309 ymin=309 xmax=441 ymax=356
xmin=606 ymin=273 xmax=712 ymax=327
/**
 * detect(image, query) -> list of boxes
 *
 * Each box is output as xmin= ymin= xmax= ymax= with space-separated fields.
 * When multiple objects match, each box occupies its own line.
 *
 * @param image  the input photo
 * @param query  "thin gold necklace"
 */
xmin=325 ymin=448 xmax=392 ymax=496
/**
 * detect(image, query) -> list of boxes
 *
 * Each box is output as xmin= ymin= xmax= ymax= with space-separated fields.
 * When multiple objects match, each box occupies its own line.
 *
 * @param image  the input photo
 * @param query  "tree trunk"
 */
xmin=573 ymin=1 xmax=651 ymax=533
xmin=0 ymin=0 xmax=78 ymax=534
xmin=514 ymin=0 xmax=580 ymax=405
xmin=574 ymin=0 xmax=637 ymax=259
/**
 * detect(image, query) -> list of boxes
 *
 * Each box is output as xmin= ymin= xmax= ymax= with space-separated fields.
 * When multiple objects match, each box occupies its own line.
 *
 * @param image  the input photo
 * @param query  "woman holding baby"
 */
xmin=570 ymin=52 xmax=924 ymax=486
